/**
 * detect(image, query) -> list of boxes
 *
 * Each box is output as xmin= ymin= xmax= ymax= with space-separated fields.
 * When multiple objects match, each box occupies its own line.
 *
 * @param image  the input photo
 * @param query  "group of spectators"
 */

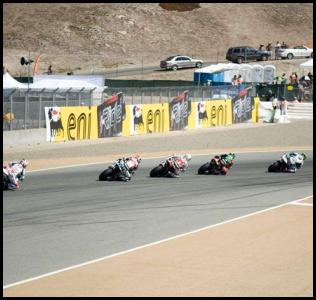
xmin=258 ymin=41 xmax=289 ymax=59
xmin=274 ymin=71 xmax=313 ymax=87
xmin=231 ymin=74 xmax=243 ymax=86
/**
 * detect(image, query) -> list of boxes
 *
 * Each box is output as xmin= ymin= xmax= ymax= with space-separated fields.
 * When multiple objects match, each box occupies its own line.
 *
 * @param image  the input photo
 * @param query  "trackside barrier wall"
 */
xmin=44 ymin=97 xmax=260 ymax=142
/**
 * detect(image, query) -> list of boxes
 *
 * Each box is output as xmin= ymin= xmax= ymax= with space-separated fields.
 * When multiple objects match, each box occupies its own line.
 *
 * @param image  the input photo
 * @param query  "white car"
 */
xmin=278 ymin=45 xmax=313 ymax=59
xmin=160 ymin=55 xmax=203 ymax=71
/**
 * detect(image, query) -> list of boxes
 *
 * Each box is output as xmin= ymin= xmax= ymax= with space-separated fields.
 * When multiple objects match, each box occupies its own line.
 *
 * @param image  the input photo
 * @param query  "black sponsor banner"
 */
xmin=97 ymin=92 xmax=126 ymax=138
xmin=232 ymin=88 xmax=254 ymax=123
xmin=169 ymin=90 xmax=191 ymax=131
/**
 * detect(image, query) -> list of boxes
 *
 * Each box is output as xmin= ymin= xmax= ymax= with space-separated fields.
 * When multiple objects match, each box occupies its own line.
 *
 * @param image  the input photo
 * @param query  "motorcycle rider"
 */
xmin=3 ymin=159 xmax=29 ymax=190
xmin=281 ymin=152 xmax=306 ymax=173
xmin=165 ymin=154 xmax=192 ymax=178
xmin=211 ymin=153 xmax=235 ymax=175
xmin=116 ymin=155 xmax=142 ymax=181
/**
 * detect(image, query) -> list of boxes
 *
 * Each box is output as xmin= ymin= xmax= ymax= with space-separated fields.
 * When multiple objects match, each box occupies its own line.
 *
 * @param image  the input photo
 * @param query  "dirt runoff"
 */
xmin=3 ymin=120 xmax=313 ymax=171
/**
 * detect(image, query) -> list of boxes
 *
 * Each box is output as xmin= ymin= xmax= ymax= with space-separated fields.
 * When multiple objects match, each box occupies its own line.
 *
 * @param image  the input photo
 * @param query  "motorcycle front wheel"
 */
xmin=99 ymin=168 xmax=115 ymax=181
xmin=150 ymin=165 xmax=166 ymax=177
xmin=198 ymin=162 xmax=211 ymax=174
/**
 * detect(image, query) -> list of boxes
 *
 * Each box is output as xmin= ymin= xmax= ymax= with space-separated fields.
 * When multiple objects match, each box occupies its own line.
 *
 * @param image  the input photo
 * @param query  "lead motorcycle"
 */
xmin=268 ymin=159 xmax=288 ymax=172
xmin=198 ymin=157 xmax=233 ymax=175
xmin=99 ymin=159 xmax=130 ymax=181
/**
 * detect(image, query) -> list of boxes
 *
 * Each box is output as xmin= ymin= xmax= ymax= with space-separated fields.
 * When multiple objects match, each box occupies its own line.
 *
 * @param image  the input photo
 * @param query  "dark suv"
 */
xmin=226 ymin=46 xmax=271 ymax=64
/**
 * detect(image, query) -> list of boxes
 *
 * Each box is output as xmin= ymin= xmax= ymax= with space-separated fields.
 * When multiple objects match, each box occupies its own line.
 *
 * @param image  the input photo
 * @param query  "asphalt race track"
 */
xmin=3 ymin=151 xmax=313 ymax=286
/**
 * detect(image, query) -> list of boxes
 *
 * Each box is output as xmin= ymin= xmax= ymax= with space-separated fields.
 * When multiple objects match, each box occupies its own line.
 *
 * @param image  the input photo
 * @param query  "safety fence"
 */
xmin=3 ymin=85 xmax=255 ymax=131
xmin=43 ymin=91 xmax=260 ymax=142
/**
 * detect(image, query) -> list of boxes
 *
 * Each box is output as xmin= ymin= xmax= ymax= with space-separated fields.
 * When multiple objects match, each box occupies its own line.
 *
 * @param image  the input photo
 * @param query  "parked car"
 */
xmin=160 ymin=55 xmax=203 ymax=71
xmin=277 ymin=45 xmax=313 ymax=59
xmin=226 ymin=46 xmax=271 ymax=64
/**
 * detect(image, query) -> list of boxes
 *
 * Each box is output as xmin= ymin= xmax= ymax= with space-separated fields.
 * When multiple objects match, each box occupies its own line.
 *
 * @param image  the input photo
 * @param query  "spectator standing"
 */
xmin=259 ymin=44 xmax=264 ymax=51
xmin=289 ymin=72 xmax=298 ymax=84
xmin=280 ymin=97 xmax=289 ymax=122
xmin=272 ymin=96 xmax=281 ymax=122
xmin=266 ymin=43 xmax=272 ymax=56
xmin=232 ymin=75 xmax=238 ymax=86
xmin=307 ymin=72 xmax=313 ymax=82
xmin=274 ymin=41 xmax=281 ymax=59
xmin=274 ymin=75 xmax=282 ymax=85
xmin=48 ymin=65 xmax=53 ymax=75
xmin=281 ymin=41 xmax=287 ymax=49
xmin=237 ymin=74 xmax=243 ymax=85
xmin=281 ymin=73 xmax=287 ymax=84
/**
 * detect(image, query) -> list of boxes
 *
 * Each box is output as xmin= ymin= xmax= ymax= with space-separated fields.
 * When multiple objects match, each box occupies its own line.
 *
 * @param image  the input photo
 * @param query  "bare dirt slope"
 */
xmin=3 ymin=3 xmax=313 ymax=76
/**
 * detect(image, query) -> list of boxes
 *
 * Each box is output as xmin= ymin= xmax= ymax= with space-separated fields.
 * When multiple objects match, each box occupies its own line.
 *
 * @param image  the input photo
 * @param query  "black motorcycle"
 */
xmin=150 ymin=159 xmax=176 ymax=178
xmin=198 ymin=158 xmax=233 ymax=175
xmin=268 ymin=159 xmax=288 ymax=172
xmin=99 ymin=159 xmax=129 ymax=181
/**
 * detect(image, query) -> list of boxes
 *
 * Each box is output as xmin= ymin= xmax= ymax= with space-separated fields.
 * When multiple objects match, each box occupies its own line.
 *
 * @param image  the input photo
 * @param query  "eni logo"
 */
xmin=210 ymin=103 xmax=227 ymax=126
xmin=67 ymin=109 xmax=92 ymax=140
xmin=146 ymin=109 xmax=164 ymax=133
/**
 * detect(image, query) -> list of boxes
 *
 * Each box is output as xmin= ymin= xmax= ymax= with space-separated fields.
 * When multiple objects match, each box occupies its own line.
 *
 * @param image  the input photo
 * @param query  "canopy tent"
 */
xmin=3 ymin=72 xmax=27 ymax=89
xmin=300 ymin=59 xmax=313 ymax=68
xmin=29 ymin=78 xmax=99 ymax=90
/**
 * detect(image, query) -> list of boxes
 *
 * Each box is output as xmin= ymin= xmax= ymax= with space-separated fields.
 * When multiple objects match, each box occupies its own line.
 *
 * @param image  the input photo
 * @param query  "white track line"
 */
xmin=289 ymin=202 xmax=313 ymax=207
xmin=27 ymin=148 xmax=313 ymax=173
xmin=3 ymin=194 xmax=313 ymax=290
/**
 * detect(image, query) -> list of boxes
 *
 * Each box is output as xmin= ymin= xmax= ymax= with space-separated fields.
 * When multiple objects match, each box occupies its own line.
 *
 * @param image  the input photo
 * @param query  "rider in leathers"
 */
xmin=212 ymin=153 xmax=235 ymax=175
xmin=165 ymin=154 xmax=191 ymax=178
xmin=281 ymin=152 xmax=306 ymax=173
xmin=3 ymin=159 xmax=29 ymax=190
xmin=117 ymin=155 xmax=142 ymax=181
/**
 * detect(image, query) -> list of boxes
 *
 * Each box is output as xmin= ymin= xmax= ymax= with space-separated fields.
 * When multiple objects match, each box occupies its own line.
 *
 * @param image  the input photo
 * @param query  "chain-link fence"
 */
xmin=3 ymin=82 xmax=312 ymax=131
xmin=3 ymin=88 xmax=96 ymax=131
xmin=3 ymin=84 xmax=256 ymax=131
xmin=255 ymin=83 xmax=313 ymax=102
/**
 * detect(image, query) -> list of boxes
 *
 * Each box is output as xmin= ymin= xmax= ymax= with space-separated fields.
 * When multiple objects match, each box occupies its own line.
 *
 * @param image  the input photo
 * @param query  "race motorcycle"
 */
xmin=99 ymin=159 xmax=131 ymax=181
xmin=3 ymin=170 xmax=10 ymax=190
xmin=3 ymin=169 xmax=18 ymax=190
xmin=150 ymin=158 xmax=180 ymax=178
xmin=198 ymin=157 xmax=233 ymax=175
xmin=268 ymin=159 xmax=288 ymax=172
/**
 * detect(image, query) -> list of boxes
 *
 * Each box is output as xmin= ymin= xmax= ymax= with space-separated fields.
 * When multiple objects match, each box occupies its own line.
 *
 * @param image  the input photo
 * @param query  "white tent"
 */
xmin=300 ymin=59 xmax=313 ymax=68
xmin=29 ymin=78 xmax=98 ymax=90
xmin=3 ymin=73 xmax=27 ymax=89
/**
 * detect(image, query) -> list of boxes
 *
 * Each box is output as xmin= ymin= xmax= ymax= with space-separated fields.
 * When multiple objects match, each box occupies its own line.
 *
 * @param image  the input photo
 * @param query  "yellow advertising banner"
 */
xmin=125 ymin=103 xmax=170 ymax=136
xmin=188 ymin=99 xmax=232 ymax=129
xmin=45 ymin=106 xmax=98 ymax=142
xmin=252 ymin=97 xmax=260 ymax=123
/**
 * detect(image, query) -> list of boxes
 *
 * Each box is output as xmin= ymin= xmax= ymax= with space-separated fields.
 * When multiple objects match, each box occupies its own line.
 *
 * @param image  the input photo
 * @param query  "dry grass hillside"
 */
xmin=3 ymin=3 xmax=313 ymax=76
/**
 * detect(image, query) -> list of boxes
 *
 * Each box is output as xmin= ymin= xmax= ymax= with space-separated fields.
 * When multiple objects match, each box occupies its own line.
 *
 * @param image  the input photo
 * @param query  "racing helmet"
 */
xmin=229 ymin=153 xmax=236 ymax=160
xmin=20 ymin=159 xmax=29 ymax=168
xmin=184 ymin=154 xmax=192 ymax=161
xmin=135 ymin=154 xmax=142 ymax=164
xmin=300 ymin=153 xmax=307 ymax=160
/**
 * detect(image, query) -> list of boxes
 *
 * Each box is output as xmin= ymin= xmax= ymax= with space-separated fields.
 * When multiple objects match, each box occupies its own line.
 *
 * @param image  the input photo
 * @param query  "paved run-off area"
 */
xmin=3 ymin=120 xmax=313 ymax=296
xmin=4 ymin=196 xmax=313 ymax=296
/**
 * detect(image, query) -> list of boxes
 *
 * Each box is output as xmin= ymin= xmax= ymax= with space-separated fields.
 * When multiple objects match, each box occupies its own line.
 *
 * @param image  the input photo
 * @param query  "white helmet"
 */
xmin=20 ymin=159 xmax=29 ymax=168
xmin=184 ymin=154 xmax=192 ymax=161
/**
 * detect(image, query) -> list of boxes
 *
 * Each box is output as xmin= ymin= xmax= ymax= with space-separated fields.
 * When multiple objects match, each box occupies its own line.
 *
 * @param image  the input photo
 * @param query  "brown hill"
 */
xmin=3 ymin=3 xmax=313 ymax=76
